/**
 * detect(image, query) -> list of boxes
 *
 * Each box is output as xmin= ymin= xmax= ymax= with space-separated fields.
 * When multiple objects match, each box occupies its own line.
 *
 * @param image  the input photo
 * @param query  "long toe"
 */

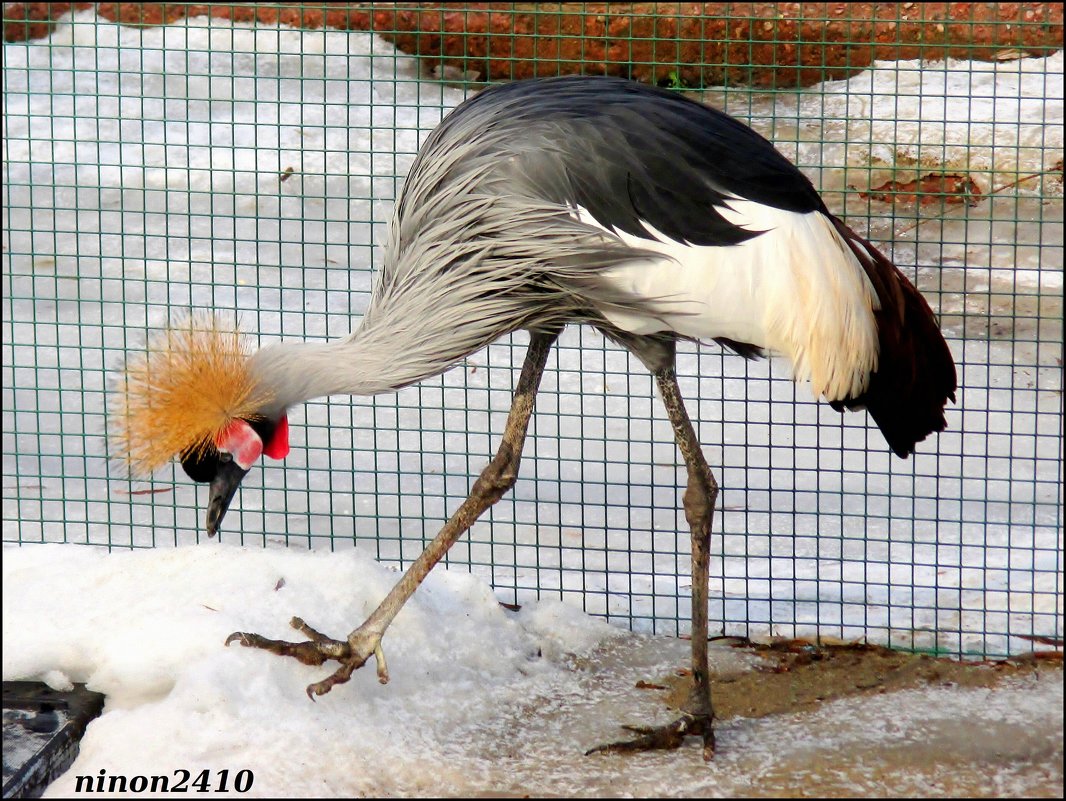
xmin=225 ymin=627 xmax=350 ymax=666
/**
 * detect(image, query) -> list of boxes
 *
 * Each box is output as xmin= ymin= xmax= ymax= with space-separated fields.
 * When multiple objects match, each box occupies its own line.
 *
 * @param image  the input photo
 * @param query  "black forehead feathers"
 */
xmin=180 ymin=445 xmax=222 ymax=483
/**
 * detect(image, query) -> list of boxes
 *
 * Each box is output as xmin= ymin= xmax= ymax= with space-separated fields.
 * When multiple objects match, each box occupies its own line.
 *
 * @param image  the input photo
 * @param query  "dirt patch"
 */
xmin=4 ymin=3 xmax=1063 ymax=88
xmin=501 ymin=635 xmax=1062 ymax=796
xmin=649 ymin=638 xmax=1064 ymax=721
xmin=861 ymin=174 xmax=984 ymax=207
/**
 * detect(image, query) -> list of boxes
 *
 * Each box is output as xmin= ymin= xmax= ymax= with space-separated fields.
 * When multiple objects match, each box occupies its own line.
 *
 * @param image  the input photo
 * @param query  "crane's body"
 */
xmin=113 ymin=76 xmax=957 ymax=759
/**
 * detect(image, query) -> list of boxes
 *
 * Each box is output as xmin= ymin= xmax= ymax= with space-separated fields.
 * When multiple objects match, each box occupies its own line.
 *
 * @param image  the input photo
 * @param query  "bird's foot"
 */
xmin=225 ymin=616 xmax=388 ymax=697
xmin=586 ymin=712 xmax=716 ymax=760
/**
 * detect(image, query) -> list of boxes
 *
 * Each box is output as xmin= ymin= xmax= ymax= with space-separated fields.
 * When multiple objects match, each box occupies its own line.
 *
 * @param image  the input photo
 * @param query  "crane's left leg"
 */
xmin=588 ymin=364 xmax=717 ymax=760
xmin=225 ymin=330 xmax=558 ymax=696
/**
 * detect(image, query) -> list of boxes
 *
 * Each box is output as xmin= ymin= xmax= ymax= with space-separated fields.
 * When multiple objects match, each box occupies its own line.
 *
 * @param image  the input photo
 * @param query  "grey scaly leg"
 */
xmin=588 ymin=362 xmax=717 ymax=760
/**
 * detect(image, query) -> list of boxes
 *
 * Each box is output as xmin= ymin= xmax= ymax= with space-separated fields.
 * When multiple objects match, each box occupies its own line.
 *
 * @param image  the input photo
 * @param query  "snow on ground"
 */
xmin=3 ymin=543 xmax=1063 ymax=797
xmin=1 ymin=3 xmax=1062 ymax=699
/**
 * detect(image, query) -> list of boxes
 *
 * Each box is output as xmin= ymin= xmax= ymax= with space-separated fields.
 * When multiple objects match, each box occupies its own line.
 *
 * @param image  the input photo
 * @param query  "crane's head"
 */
xmin=110 ymin=314 xmax=290 ymax=536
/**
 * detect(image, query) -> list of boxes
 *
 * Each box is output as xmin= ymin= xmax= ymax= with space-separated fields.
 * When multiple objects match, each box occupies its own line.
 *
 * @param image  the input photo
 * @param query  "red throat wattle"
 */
xmin=263 ymin=415 xmax=290 ymax=459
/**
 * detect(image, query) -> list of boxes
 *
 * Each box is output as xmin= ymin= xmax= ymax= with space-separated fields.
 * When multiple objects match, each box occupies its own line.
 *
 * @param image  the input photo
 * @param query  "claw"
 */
xmin=587 ymin=713 xmax=715 ymax=760
xmin=221 ymin=617 xmax=390 ymax=701
xmin=307 ymin=659 xmax=356 ymax=697
xmin=374 ymin=642 xmax=389 ymax=684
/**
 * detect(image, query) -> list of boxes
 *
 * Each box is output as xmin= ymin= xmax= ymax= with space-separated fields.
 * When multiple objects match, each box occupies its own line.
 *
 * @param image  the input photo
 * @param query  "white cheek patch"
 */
xmin=216 ymin=419 xmax=264 ymax=471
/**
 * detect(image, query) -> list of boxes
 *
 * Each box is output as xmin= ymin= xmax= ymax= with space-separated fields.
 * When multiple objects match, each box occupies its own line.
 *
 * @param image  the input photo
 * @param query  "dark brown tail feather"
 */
xmin=828 ymin=218 xmax=958 ymax=458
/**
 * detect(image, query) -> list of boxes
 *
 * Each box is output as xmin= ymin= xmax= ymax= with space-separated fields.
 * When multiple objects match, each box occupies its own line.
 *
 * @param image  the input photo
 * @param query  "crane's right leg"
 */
xmin=226 ymin=330 xmax=558 ymax=696
xmin=588 ymin=360 xmax=718 ymax=760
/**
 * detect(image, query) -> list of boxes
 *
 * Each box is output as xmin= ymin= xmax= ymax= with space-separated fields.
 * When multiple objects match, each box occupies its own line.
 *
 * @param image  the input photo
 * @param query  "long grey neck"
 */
xmin=247 ymin=320 xmax=456 ymax=417
xmin=244 ymin=187 xmax=585 ymax=417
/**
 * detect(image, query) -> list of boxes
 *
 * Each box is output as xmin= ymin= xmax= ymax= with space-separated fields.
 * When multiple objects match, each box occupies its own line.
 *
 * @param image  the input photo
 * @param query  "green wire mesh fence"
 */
xmin=2 ymin=3 xmax=1062 ymax=658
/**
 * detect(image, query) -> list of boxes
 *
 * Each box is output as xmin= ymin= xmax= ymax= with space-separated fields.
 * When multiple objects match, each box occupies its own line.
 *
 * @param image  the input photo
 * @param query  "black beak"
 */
xmin=206 ymin=458 xmax=249 ymax=537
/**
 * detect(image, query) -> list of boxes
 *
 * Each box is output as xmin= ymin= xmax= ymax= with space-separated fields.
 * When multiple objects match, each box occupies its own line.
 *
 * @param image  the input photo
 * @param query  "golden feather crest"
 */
xmin=110 ymin=313 xmax=272 ymax=477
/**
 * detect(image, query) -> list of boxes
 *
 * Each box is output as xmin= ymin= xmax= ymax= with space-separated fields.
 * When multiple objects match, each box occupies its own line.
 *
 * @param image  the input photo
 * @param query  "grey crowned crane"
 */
xmin=112 ymin=75 xmax=957 ymax=759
